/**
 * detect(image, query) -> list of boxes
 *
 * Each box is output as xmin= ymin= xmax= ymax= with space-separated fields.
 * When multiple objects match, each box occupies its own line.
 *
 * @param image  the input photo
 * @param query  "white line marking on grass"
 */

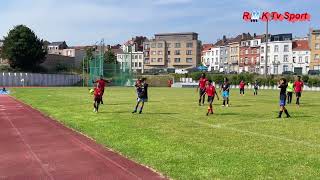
xmin=167 ymin=115 xmax=320 ymax=148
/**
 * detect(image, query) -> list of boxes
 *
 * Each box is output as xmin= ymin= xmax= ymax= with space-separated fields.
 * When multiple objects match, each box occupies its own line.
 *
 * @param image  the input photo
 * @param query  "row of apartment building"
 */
xmin=1 ymin=29 xmax=320 ymax=75
xmin=202 ymin=29 xmax=320 ymax=75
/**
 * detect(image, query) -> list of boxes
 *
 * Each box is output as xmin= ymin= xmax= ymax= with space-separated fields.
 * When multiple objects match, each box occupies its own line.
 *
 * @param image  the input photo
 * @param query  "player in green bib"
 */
xmin=287 ymin=80 xmax=294 ymax=104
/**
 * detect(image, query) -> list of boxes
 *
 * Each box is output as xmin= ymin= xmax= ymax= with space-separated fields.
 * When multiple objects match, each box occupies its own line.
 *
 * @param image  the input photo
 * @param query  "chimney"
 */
xmin=242 ymin=33 xmax=245 ymax=39
xmin=223 ymin=35 xmax=227 ymax=42
xmin=254 ymin=33 xmax=257 ymax=37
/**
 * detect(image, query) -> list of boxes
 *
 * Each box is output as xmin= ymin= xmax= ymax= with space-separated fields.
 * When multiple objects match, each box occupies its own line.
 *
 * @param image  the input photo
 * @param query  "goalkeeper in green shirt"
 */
xmin=287 ymin=80 xmax=294 ymax=104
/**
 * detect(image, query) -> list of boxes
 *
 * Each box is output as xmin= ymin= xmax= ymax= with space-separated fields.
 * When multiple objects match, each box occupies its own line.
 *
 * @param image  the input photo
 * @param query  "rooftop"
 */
xmin=292 ymin=40 xmax=310 ymax=51
xmin=49 ymin=41 xmax=66 ymax=46
xmin=155 ymin=32 xmax=198 ymax=36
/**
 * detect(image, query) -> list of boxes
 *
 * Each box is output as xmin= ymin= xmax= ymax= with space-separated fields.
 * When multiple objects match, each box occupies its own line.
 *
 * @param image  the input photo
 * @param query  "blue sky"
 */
xmin=0 ymin=0 xmax=319 ymax=45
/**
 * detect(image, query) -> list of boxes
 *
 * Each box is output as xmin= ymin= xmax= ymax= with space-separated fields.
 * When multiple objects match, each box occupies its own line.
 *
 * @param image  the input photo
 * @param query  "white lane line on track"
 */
xmin=8 ymin=97 xmax=145 ymax=180
xmin=1 ymin=109 xmax=55 ymax=180
xmin=167 ymin=115 xmax=320 ymax=148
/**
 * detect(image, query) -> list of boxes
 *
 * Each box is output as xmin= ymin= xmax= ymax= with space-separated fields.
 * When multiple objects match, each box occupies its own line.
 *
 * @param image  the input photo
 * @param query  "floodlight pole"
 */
xmin=264 ymin=19 xmax=269 ymax=78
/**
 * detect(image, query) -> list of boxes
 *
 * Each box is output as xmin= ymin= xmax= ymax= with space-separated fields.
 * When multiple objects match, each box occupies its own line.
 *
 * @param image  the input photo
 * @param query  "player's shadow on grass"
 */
xmin=99 ymin=111 xmax=129 ymax=114
xmin=218 ymin=112 xmax=239 ymax=116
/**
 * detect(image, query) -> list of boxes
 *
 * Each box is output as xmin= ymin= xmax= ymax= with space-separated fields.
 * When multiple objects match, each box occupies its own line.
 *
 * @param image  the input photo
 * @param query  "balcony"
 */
xmin=272 ymin=61 xmax=280 ymax=65
xmin=231 ymin=60 xmax=238 ymax=65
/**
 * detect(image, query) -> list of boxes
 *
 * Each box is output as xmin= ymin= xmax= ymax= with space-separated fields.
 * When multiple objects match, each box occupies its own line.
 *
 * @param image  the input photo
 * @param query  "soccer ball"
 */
xmin=89 ymin=89 xmax=94 ymax=95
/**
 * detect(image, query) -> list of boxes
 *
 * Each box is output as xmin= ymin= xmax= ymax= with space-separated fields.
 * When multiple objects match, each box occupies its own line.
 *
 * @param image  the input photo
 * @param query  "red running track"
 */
xmin=0 ymin=96 xmax=167 ymax=180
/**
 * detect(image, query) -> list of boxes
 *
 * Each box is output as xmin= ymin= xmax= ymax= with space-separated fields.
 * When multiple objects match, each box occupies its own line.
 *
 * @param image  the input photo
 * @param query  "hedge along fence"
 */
xmin=172 ymin=72 xmax=320 ymax=87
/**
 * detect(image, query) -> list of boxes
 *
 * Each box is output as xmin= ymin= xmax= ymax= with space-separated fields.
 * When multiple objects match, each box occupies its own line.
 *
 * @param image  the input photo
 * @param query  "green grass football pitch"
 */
xmin=12 ymin=87 xmax=320 ymax=179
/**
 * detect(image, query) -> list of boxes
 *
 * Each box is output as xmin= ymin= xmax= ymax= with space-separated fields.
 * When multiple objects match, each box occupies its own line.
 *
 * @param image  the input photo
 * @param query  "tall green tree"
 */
xmin=1 ymin=25 xmax=47 ymax=71
xmin=104 ymin=49 xmax=117 ymax=64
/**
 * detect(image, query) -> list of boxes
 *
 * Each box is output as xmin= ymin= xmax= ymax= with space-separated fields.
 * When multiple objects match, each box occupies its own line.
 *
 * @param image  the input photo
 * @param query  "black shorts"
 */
xmin=296 ymin=92 xmax=302 ymax=97
xmin=94 ymin=96 xmax=102 ymax=103
xmin=207 ymin=96 xmax=214 ymax=103
xmin=240 ymin=88 xmax=245 ymax=94
xmin=199 ymin=88 xmax=206 ymax=96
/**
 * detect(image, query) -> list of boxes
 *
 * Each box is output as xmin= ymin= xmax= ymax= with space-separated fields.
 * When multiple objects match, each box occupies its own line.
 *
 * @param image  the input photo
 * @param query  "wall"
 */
xmin=41 ymin=54 xmax=76 ymax=72
xmin=0 ymin=72 xmax=81 ymax=87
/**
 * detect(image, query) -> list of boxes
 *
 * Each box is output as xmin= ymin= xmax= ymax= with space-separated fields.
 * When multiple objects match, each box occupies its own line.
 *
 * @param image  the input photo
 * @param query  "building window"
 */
xmin=274 ymin=45 xmax=279 ymax=52
xmin=315 ymin=43 xmax=320 ymax=50
xmin=139 ymin=62 xmax=142 ymax=67
xmin=139 ymin=55 xmax=142 ymax=59
xmin=134 ymin=55 xmax=138 ymax=59
xmin=186 ymin=58 xmax=193 ymax=63
xmin=254 ymin=40 xmax=258 ymax=46
xmin=315 ymin=54 xmax=320 ymax=60
xmin=261 ymin=47 xmax=264 ymax=53
xmin=166 ymin=43 xmax=171 ymax=48
xmin=158 ymin=58 xmax=163 ymax=62
xmin=134 ymin=62 xmax=137 ymax=67
xmin=186 ymin=42 xmax=193 ymax=48
xmin=216 ymin=50 xmax=218 ymax=55
xmin=144 ymin=44 xmax=150 ymax=49
xmin=315 ymin=34 xmax=320 ymax=40
xmin=144 ymin=51 xmax=149 ymax=56
xmin=261 ymin=56 xmax=264 ymax=63
xmin=284 ymin=45 xmax=289 ymax=52
xmin=293 ymin=57 xmax=296 ymax=63
xmin=284 ymin=55 xmax=289 ymax=62
xmin=305 ymin=56 xmax=309 ymax=63
xmin=145 ymin=58 xmax=150 ymax=64
xmin=274 ymin=66 xmax=278 ymax=74
xmin=158 ymin=43 xmax=163 ymax=48
xmin=274 ymin=36 xmax=279 ymax=41
xmin=274 ymin=55 xmax=278 ymax=62
xmin=174 ymin=58 xmax=181 ymax=63
xmin=151 ymin=43 xmax=156 ymax=48
xmin=175 ymin=43 xmax=181 ymax=48
xmin=158 ymin=51 xmax=163 ymax=55
xmin=175 ymin=50 xmax=181 ymax=55
xmin=267 ymin=46 xmax=270 ymax=53
xmin=283 ymin=65 xmax=289 ymax=72
xmin=186 ymin=50 xmax=192 ymax=55
xmin=151 ymin=51 xmax=156 ymax=55
xmin=245 ymin=50 xmax=248 ymax=54
xmin=151 ymin=58 xmax=156 ymax=62
xmin=211 ymin=51 xmax=214 ymax=56
xmin=168 ymin=51 xmax=171 ymax=55
xmin=299 ymin=56 xmax=302 ymax=63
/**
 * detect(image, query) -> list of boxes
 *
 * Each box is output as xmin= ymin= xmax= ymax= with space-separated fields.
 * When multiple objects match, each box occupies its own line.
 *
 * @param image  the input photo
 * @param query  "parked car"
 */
xmin=175 ymin=69 xmax=188 ymax=74
xmin=229 ymin=71 xmax=238 ymax=74
xmin=308 ymin=70 xmax=320 ymax=75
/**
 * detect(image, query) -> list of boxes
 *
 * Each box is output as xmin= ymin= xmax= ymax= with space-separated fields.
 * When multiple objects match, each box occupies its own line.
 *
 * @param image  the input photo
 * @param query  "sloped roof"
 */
xmin=202 ymin=44 xmax=213 ymax=51
xmin=292 ymin=40 xmax=309 ymax=51
xmin=49 ymin=41 xmax=65 ymax=46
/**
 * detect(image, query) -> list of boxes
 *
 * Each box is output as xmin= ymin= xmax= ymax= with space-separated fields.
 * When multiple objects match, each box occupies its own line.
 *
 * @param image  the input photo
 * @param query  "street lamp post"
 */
xmin=264 ymin=20 xmax=269 ymax=78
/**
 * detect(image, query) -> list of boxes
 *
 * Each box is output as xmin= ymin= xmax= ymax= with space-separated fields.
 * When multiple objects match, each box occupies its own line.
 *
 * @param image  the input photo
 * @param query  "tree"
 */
xmin=1 ymin=25 xmax=47 ymax=71
xmin=104 ymin=49 xmax=117 ymax=64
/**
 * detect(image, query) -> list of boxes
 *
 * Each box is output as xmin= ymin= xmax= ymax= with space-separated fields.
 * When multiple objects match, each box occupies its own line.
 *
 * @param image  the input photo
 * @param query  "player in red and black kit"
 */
xmin=93 ymin=84 xmax=102 ymax=113
xmin=202 ymin=80 xmax=219 ymax=116
xmin=197 ymin=73 xmax=208 ymax=106
xmin=93 ymin=75 xmax=111 ymax=105
xmin=239 ymin=80 xmax=245 ymax=96
xmin=294 ymin=76 xmax=304 ymax=107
